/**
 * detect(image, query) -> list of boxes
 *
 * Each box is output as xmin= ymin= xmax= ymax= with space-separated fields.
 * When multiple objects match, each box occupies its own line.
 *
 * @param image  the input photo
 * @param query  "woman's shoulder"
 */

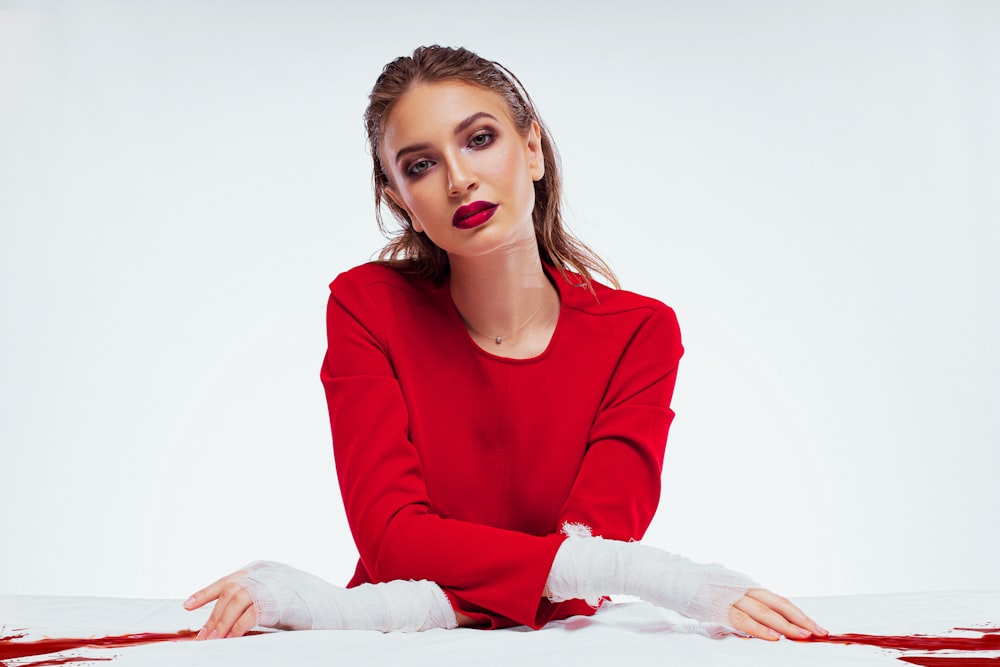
xmin=556 ymin=271 xmax=682 ymax=360
xmin=329 ymin=262 xmax=437 ymax=300
xmin=555 ymin=268 xmax=677 ymax=322
xmin=560 ymin=272 xmax=682 ymax=359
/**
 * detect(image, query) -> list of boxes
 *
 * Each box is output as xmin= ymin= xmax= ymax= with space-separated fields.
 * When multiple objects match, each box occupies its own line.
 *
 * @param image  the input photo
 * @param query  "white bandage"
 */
xmin=545 ymin=534 xmax=756 ymax=627
xmin=236 ymin=561 xmax=458 ymax=632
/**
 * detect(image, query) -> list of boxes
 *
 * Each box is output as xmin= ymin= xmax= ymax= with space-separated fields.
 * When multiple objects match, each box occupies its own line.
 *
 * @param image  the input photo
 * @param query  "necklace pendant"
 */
xmin=495 ymin=336 xmax=503 ymax=345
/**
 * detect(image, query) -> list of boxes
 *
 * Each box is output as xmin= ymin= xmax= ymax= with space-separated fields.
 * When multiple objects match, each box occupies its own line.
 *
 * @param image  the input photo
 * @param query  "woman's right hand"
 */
xmin=727 ymin=587 xmax=828 ymax=641
xmin=184 ymin=569 xmax=258 ymax=640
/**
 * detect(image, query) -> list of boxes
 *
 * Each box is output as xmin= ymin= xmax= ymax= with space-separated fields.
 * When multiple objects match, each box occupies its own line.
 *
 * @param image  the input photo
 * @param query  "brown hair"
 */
xmin=364 ymin=45 xmax=619 ymax=291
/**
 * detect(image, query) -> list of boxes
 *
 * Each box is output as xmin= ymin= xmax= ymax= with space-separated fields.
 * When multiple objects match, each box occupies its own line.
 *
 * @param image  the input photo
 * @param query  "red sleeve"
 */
xmin=557 ymin=304 xmax=683 ymax=541
xmin=321 ymin=274 xmax=565 ymax=629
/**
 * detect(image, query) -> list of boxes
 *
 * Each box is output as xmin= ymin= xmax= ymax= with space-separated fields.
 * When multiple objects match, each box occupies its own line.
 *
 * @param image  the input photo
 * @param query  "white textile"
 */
xmin=546 ymin=535 xmax=755 ymax=626
xmin=237 ymin=561 xmax=457 ymax=632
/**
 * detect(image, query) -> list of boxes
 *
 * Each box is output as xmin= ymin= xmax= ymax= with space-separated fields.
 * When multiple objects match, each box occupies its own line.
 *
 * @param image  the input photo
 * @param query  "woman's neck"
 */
xmin=448 ymin=241 xmax=559 ymax=357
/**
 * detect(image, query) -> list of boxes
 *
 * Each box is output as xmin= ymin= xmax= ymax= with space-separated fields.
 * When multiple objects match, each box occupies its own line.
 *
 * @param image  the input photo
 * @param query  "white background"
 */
xmin=1 ymin=0 xmax=997 ymax=602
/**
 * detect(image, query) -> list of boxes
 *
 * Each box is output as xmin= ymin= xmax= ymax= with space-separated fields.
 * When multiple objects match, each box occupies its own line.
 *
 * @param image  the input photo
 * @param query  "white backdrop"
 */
xmin=1 ymin=0 xmax=997 ymax=602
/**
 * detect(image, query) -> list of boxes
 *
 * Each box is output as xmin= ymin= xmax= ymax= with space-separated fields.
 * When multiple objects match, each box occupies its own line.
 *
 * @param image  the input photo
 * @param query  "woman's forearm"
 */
xmin=545 ymin=535 xmax=754 ymax=625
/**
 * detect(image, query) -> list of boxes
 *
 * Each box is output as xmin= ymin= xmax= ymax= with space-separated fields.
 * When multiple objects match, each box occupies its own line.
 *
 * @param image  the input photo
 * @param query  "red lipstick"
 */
xmin=453 ymin=201 xmax=498 ymax=229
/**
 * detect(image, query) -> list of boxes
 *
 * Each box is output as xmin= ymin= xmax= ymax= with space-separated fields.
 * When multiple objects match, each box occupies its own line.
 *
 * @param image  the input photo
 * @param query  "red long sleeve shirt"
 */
xmin=320 ymin=262 xmax=683 ymax=629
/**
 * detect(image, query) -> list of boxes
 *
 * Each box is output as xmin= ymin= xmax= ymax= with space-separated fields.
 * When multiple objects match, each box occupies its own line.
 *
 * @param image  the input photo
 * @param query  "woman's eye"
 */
xmin=408 ymin=159 xmax=433 ymax=176
xmin=469 ymin=132 xmax=494 ymax=148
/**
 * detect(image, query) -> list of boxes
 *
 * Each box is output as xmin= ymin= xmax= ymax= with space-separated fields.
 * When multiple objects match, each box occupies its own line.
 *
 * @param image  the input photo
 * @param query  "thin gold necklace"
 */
xmin=460 ymin=301 xmax=548 ymax=345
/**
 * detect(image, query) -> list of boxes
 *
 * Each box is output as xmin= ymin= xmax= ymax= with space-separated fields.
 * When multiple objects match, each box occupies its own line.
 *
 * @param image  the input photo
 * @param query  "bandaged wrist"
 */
xmin=545 ymin=535 xmax=756 ymax=626
xmin=236 ymin=561 xmax=457 ymax=632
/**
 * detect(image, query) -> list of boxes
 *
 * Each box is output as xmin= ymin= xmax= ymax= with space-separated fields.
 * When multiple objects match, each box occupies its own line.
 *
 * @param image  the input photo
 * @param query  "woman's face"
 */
xmin=381 ymin=80 xmax=545 ymax=258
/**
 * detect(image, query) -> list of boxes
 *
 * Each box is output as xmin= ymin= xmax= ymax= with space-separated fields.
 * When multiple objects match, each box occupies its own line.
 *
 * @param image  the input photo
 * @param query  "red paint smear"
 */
xmin=0 ymin=630 xmax=197 ymax=660
xmin=954 ymin=628 xmax=1000 ymax=633
xmin=899 ymin=659 xmax=1000 ymax=666
xmin=16 ymin=657 xmax=114 ymax=667
xmin=800 ymin=631 xmax=1000 ymax=652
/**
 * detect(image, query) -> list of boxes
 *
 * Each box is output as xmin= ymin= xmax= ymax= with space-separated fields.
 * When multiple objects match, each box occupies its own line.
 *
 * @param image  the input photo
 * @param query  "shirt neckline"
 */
xmin=444 ymin=262 xmax=567 ymax=364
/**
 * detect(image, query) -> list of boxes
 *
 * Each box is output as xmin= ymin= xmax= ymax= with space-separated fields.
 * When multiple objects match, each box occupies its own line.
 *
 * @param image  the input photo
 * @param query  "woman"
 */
xmin=185 ymin=45 xmax=826 ymax=642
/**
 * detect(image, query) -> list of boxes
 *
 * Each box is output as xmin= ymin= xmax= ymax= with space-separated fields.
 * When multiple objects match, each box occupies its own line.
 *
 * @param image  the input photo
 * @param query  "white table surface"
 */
xmin=2 ymin=590 xmax=998 ymax=666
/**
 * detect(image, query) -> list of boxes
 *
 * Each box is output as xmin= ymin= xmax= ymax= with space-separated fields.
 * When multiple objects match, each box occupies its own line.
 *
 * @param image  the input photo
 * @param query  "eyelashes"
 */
xmin=407 ymin=159 xmax=433 ymax=176
xmin=405 ymin=129 xmax=497 ymax=178
xmin=468 ymin=130 xmax=494 ymax=149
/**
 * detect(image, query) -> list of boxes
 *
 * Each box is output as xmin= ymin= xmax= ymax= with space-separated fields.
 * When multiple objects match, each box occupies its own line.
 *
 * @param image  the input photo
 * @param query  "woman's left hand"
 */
xmin=727 ymin=588 xmax=828 ymax=641
xmin=183 ymin=569 xmax=258 ymax=640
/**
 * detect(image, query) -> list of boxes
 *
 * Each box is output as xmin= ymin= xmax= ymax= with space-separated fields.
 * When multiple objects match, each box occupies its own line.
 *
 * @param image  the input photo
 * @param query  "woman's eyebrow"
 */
xmin=394 ymin=112 xmax=500 ymax=165
xmin=454 ymin=111 xmax=498 ymax=134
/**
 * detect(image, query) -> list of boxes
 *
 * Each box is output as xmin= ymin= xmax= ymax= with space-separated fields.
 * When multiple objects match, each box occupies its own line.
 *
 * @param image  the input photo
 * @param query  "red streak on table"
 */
xmin=801 ymin=631 xmax=1000 ymax=652
xmin=899 ymin=659 xmax=1000 ymax=666
xmin=796 ymin=627 xmax=1000 ymax=666
xmin=0 ymin=630 xmax=197 ymax=661
xmin=11 ymin=657 xmax=113 ymax=667
xmin=954 ymin=628 xmax=1000 ymax=634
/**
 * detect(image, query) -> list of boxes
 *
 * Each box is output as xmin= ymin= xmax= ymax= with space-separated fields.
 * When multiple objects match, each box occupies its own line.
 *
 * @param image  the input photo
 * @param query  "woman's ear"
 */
xmin=384 ymin=185 xmax=422 ymax=233
xmin=527 ymin=120 xmax=545 ymax=182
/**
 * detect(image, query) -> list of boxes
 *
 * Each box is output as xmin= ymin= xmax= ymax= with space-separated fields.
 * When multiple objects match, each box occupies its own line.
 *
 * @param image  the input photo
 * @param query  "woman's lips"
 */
xmin=453 ymin=201 xmax=498 ymax=229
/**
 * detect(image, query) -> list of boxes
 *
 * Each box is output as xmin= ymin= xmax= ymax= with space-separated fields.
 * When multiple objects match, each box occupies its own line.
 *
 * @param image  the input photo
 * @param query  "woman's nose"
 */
xmin=447 ymin=159 xmax=477 ymax=197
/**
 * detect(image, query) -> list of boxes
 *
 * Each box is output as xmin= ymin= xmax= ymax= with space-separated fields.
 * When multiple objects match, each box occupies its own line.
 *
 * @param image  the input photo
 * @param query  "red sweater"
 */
xmin=320 ymin=262 xmax=683 ymax=629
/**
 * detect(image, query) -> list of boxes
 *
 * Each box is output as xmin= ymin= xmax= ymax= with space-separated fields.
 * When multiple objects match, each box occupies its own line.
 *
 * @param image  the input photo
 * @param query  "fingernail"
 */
xmin=184 ymin=596 xmax=196 ymax=609
xmin=196 ymin=627 xmax=207 ymax=640
xmin=768 ymin=628 xmax=782 ymax=640
xmin=795 ymin=627 xmax=812 ymax=638
xmin=817 ymin=625 xmax=830 ymax=636
xmin=208 ymin=629 xmax=219 ymax=640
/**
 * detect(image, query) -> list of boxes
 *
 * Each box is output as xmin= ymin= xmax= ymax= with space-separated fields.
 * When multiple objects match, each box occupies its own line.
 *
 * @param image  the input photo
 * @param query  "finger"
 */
xmin=185 ymin=579 xmax=226 ymax=611
xmin=184 ymin=570 xmax=248 ymax=611
xmin=226 ymin=607 xmax=259 ymax=639
xmin=747 ymin=588 xmax=828 ymax=636
xmin=197 ymin=590 xmax=231 ymax=639
xmin=745 ymin=589 xmax=828 ymax=637
xmin=184 ymin=573 xmax=237 ymax=611
xmin=728 ymin=605 xmax=781 ymax=641
xmin=734 ymin=592 xmax=811 ymax=639
xmin=734 ymin=594 xmax=807 ymax=639
xmin=197 ymin=582 xmax=240 ymax=639
xmin=203 ymin=583 xmax=255 ymax=640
